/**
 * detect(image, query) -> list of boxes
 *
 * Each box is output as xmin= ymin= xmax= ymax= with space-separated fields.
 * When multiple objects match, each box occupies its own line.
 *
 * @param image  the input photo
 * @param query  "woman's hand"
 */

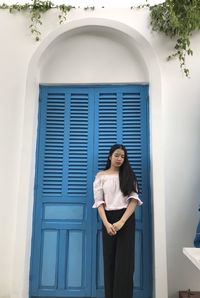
xmin=113 ymin=219 xmax=125 ymax=232
xmin=105 ymin=222 xmax=117 ymax=236
xmin=112 ymin=198 xmax=137 ymax=232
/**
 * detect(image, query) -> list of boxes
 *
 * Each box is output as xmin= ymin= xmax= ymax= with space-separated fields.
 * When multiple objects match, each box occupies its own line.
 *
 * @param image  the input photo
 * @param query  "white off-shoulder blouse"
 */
xmin=93 ymin=173 xmax=143 ymax=211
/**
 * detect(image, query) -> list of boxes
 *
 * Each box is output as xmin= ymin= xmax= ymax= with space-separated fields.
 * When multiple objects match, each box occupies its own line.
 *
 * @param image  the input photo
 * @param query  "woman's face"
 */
xmin=109 ymin=148 xmax=125 ymax=168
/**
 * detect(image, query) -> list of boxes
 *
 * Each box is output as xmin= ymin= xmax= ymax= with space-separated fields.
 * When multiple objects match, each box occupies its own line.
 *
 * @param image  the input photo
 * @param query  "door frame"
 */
xmin=29 ymin=84 xmax=152 ymax=298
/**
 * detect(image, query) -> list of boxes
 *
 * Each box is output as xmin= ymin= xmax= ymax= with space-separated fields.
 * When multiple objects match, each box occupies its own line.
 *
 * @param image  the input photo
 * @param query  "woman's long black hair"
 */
xmin=104 ymin=144 xmax=139 ymax=196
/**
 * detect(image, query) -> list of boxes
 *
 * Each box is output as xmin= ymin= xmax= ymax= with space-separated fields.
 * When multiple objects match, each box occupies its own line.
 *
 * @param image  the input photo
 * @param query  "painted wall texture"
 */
xmin=0 ymin=7 xmax=200 ymax=298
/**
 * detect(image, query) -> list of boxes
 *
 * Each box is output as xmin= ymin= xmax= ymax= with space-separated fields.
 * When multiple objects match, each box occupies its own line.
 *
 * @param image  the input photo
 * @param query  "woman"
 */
xmin=93 ymin=144 xmax=143 ymax=298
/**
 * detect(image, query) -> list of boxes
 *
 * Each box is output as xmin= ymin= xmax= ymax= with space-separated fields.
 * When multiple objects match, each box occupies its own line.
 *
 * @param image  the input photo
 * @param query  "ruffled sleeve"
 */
xmin=127 ymin=191 xmax=143 ymax=206
xmin=92 ymin=175 xmax=105 ymax=208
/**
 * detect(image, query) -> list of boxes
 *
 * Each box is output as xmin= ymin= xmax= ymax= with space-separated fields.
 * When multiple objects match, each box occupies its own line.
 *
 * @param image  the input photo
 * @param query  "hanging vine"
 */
xmin=0 ymin=0 xmax=83 ymax=41
xmin=150 ymin=0 xmax=200 ymax=77
xmin=58 ymin=4 xmax=74 ymax=25
xmin=1 ymin=0 xmax=200 ymax=76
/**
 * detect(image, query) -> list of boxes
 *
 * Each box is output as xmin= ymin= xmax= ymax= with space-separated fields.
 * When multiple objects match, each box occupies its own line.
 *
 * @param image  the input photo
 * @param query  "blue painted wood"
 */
xmin=40 ymin=230 xmax=58 ymax=288
xmin=134 ymin=230 xmax=142 ymax=289
xmin=97 ymin=231 xmax=104 ymax=289
xmin=29 ymin=85 xmax=151 ymax=298
xmin=67 ymin=231 xmax=84 ymax=288
xmin=44 ymin=204 xmax=84 ymax=221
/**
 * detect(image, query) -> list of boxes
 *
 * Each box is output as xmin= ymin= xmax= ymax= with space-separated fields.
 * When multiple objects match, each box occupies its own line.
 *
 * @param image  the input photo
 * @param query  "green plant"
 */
xmin=1 ymin=0 xmax=200 ymax=76
xmin=150 ymin=0 xmax=200 ymax=77
xmin=30 ymin=0 xmax=54 ymax=41
xmin=58 ymin=4 xmax=74 ymax=24
xmin=0 ymin=0 xmax=75 ymax=41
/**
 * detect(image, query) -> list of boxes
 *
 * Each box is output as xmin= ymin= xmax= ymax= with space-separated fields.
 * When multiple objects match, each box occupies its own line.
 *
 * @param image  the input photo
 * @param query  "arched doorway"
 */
xmin=15 ymin=18 xmax=167 ymax=298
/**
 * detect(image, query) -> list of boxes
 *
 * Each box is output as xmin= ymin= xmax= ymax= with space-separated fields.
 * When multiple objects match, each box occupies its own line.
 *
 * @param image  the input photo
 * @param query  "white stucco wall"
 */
xmin=0 ymin=7 xmax=200 ymax=298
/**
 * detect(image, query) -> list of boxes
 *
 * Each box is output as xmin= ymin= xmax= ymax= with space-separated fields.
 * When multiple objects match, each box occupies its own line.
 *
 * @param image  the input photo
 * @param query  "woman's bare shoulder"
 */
xmin=96 ymin=170 xmax=107 ymax=177
xmin=96 ymin=170 xmax=117 ymax=177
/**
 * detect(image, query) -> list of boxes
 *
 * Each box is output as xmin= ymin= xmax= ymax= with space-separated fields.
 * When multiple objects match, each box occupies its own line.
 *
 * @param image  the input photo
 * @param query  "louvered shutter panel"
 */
xmin=93 ymin=86 xmax=151 ymax=298
xmin=40 ymin=91 xmax=65 ymax=197
xmin=30 ymin=87 xmax=93 ymax=297
xmin=92 ymin=90 xmax=119 ymax=297
xmin=63 ymin=90 xmax=93 ymax=295
xmin=121 ymin=88 xmax=151 ymax=296
xmin=30 ymin=90 xmax=67 ymax=293
xmin=95 ymin=91 xmax=118 ymax=169
xmin=66 ymin=93 xmax=90 ymax=197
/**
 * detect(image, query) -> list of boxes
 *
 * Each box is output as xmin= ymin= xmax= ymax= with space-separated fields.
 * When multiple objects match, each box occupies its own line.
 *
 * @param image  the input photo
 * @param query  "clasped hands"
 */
xmin=105 ymin=220 xmax=125 ymax=236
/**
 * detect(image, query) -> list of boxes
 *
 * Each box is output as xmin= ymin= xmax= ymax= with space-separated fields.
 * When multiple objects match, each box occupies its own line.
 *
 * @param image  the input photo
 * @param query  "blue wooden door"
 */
xmin=29 ymin=85 xmax=152 ymax=298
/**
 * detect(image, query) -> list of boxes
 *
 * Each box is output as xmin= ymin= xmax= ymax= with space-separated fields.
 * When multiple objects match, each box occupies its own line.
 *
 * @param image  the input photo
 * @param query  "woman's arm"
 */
xmin=113 ymin=198 xmax=137 ymax=232
xmin=98 ymin=204 xmax=116 ymax=236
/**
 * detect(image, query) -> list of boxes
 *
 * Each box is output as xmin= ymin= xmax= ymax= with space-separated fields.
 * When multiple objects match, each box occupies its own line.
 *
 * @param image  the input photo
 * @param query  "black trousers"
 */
xmin=102 ymin=209 xmax=135 ymax=298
